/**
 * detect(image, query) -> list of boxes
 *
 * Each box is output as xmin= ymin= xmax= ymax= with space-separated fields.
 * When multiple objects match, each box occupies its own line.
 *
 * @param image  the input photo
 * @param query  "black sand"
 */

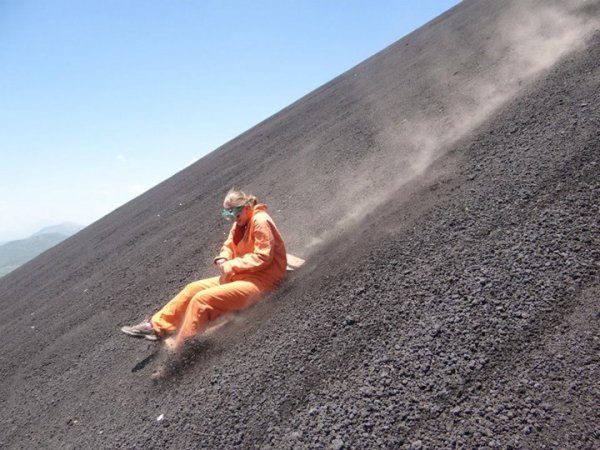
xmin=1 ymin=1 xmax=598 ymax=448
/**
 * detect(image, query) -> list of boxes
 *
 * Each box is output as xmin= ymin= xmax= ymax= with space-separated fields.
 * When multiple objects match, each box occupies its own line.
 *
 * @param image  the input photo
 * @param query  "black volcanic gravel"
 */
xmin=0 ymin=1 xmax=599 ymax=449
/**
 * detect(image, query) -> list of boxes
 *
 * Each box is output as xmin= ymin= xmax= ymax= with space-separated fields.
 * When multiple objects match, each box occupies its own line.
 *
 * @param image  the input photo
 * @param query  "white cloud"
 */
xmin=116 ymin=154 xmax=127 ymax=162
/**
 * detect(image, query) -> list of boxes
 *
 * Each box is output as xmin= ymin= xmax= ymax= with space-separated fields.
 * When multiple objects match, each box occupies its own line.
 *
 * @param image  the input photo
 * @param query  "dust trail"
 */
xmin=303 ymin=0 xmax=599 ymax=254
xmin=149 ymin=312 xmax=251 ymax=379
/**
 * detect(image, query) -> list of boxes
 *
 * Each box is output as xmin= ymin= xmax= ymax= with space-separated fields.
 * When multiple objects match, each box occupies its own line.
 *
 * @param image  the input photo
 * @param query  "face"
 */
xmin=222 ymin=202 xmax=250 ymax=225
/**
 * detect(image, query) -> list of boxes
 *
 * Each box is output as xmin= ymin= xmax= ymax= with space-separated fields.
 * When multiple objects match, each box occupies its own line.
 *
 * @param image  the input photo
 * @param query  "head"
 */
xmin=222 ymin=189 xmax=258 ymax=226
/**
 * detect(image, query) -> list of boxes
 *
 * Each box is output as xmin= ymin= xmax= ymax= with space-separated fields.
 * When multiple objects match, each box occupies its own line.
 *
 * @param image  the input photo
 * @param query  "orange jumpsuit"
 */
xmin=151 ymin=203 xmax=287 ymax=346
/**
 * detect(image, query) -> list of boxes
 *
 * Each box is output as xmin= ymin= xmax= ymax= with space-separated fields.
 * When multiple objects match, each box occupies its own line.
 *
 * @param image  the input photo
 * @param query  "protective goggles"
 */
xmin=222 ymin=205 xmax=244 ymax=221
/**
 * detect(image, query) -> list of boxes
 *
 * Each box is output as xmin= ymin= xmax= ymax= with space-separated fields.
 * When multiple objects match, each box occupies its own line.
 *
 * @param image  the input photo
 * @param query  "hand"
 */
xmin=218 ymin=261 xmax=231 ymax=284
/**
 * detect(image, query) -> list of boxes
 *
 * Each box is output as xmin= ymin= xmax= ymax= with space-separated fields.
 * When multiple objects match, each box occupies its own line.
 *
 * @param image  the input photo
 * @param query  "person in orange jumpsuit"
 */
xmin=121 ymin=190 xmax=287 ymax=349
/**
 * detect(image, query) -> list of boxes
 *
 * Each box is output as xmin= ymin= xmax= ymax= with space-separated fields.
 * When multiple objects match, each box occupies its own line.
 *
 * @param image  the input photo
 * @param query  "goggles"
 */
xmin=222 ymin=205 xmax=244 ymax=221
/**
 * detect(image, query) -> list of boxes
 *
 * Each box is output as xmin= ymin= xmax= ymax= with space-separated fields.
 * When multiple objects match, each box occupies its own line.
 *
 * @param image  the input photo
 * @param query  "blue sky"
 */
xmin=0 ymin=0 xmax=459 ymax=241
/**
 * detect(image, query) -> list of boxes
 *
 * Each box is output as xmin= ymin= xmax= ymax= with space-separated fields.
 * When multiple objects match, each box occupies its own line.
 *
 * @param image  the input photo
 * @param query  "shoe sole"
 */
xmin=121 ymin=326 xmax=159 ymax=341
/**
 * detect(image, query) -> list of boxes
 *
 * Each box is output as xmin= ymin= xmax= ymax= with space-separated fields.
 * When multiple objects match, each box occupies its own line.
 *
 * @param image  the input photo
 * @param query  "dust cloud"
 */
xmin=302 ymin=0 xmax=598 ymax=254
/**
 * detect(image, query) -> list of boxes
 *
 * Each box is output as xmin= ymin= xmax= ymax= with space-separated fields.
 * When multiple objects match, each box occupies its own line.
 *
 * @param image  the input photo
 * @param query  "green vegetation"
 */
xmin=0 ymin=233 xmax=68 ymax=278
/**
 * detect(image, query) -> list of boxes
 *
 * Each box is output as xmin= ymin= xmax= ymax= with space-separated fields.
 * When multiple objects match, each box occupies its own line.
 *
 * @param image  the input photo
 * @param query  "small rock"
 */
xmin=157 ymin=414 xmax=165 ymax=422
xmin=410 ymin=439 xmax=423 ymax=450
xmin=331 ymin=438 xmax=344 ymax=450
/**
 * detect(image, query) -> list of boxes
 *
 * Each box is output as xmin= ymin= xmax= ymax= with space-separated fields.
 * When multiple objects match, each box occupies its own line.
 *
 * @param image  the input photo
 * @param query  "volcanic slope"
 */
xmin=1 ymin=0 xmax=599 ymax=449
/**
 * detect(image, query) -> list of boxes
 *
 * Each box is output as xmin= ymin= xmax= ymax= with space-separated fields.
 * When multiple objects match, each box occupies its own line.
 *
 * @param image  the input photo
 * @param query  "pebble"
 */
xmin=331 ymin=438 xmax=344 ymax=450
xmin=410 ymin=439 xmax=423 ymax=450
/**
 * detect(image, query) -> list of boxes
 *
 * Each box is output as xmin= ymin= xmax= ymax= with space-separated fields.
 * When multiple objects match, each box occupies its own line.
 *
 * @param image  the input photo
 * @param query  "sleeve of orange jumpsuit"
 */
xmin=214 ymin=226 xmax=235 ymax=263
xmin=221 ymin=218 xmax=275 ymax=276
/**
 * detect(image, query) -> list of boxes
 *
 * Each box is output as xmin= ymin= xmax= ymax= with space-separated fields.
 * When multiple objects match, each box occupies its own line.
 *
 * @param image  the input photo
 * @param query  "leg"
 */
xmin=174 ymin=279 xmax=267 ymax=346
xmin=151 ymin=277 xmax=221 ymax=336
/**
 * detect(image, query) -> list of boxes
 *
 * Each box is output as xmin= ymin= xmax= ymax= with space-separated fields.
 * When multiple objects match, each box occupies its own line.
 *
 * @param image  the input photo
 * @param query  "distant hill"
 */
xmin=31 ymin=222 xmax=83 ymax=237
xmin=0 ymin=223 xmax=83 ymax=277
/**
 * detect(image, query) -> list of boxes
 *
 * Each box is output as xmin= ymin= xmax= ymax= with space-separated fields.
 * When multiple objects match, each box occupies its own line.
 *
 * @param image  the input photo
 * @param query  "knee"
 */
xmin=184 ymin=282 xmax=197 ymax=293
xmin=189 ymin=294 xmax=217 ymax=319
xmin=183 ymin=282 xmax=205 ymax=297
xmin=190 ymin=293 xmax=210 ymax=309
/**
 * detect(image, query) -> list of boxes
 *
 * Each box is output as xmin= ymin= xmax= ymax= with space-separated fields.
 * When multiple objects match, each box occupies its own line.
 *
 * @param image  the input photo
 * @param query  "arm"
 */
xmin=214 ymin=226 xmax=235 ymax=263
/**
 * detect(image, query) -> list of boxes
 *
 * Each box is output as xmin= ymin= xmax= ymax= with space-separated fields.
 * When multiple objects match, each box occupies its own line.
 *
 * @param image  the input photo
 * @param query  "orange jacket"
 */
xmin=215 ymin=204 xmax=287 ymax=286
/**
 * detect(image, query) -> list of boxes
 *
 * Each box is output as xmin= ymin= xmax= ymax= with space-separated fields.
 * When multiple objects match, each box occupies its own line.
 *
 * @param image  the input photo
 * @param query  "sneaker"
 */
xmin=121 ymin=320 xmax=159 ymax=341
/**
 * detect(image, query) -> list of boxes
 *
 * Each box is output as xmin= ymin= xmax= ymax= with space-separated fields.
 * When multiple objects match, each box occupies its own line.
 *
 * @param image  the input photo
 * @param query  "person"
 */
xmin=121 ymin=189 xmax=287 ymax=349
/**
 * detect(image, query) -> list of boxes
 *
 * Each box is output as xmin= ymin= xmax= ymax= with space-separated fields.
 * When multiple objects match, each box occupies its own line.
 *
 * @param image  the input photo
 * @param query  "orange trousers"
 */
xmin=151 ymin=276 xmax=268 ymax=346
